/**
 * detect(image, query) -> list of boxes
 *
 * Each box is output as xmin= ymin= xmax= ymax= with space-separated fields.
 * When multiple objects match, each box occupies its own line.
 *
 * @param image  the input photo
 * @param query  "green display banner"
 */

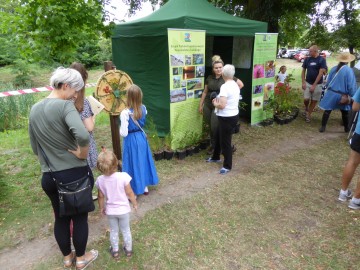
xmin=251 ymin=33 xmax=278 ymax=125
xmin=168 ymin=29 xmax=206 ymax=150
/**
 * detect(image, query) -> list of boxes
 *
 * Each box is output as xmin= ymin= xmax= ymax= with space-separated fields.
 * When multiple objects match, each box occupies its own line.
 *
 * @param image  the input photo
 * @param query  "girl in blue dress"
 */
xmin=119 ymin=84 xmax=159 ymax=195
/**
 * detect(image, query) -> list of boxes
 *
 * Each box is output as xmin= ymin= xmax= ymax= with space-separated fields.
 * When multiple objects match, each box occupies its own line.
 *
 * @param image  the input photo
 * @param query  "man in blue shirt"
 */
xmin=301 ymin=45 xmax=327 ymax=122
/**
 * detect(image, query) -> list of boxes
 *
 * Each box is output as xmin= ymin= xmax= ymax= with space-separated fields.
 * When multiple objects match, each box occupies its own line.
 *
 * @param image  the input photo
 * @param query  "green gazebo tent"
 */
xmin=112 ymin=0 xmax=267 ymax=135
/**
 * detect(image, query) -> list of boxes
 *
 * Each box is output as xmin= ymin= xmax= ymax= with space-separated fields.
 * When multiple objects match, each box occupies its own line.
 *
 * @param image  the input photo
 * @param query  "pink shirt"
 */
xmin=95 ymin=172 xmax=132 ymax=215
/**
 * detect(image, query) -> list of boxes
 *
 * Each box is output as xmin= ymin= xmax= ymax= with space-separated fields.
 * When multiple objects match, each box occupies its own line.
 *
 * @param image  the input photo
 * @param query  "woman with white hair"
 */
xmin=199 ymin=55 xmax=244 ymax=154
xmin=29 ymin=67 xmax=98 ymax=269
xmin=207 ymin=64 xmax=240 ymax=175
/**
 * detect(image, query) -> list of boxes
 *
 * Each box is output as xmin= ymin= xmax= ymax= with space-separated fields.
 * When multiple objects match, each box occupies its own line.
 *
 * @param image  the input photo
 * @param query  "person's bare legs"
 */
xmin=341 ymin=150 xmax=360 ymax=191
xmin=353 ymin=180 xmax=360 ymax=199
xmin=303 ymin=98 xmax=310 ymax=113
xmin=306 ymin=100 xmax=318 ymax=120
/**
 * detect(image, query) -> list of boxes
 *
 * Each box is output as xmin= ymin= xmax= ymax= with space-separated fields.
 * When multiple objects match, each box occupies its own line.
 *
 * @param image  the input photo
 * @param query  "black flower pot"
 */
xmin=199 ymin=139 xmax=210 ymax=150
xmin=292 ymin=107 xmax=299 ymax=118
xmin=193 ymin=145 xmax=200 ymax=154
xmin=164 ymin=150 xmax=174 ymax=160
xmin=176 ymin=150 xmax=186 ymax=160
xmin=154 ymin=151 xmax=164 ymax=161
xmin=274 ymin=115 xmax=286 ymax=125
xmin=186 ymin=147 xmax=195 ymax=156
xmin=261 ymin=119 xmax=273 ymax=126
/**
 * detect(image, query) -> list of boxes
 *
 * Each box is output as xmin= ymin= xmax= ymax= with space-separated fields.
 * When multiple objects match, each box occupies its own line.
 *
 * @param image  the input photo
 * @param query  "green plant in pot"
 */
xmin=267 ymin=73 xmax=301 ymax=124
xmin=163 ymin=132 xmax=174 ymax=160
xmin=184 ymin=131 xmax=198 ymax=156
xmin=175 ymin=131 xmax=189 ymax=160
xmin=199 ymin=121 xmax=211 ymax=150
xmin=190 ymin=131 xmax=202 ymax=153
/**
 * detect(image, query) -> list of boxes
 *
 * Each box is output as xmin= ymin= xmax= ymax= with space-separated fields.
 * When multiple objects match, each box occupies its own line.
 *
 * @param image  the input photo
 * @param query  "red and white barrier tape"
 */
xmin=0 ymin=83 xmax=97 ymax=98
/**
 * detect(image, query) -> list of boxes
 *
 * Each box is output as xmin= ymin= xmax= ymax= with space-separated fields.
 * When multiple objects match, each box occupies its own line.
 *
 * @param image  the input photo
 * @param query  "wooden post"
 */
xmin=104 ymin=61 xmax=122 ymax=162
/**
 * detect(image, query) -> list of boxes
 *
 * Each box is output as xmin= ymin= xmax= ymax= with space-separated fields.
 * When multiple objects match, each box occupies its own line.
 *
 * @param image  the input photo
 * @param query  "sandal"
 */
xmin=123 ymin=246 xmax=133 ymax=257
xmin=63 ymin=251 xmax=75 ymax=269
xmin=76 ymin=249 xmax=98 ymax=270
xmin=109 ymin=246 xmax=120 ymax=259
xmin=232 ymin=145 xmax=237 ymax=153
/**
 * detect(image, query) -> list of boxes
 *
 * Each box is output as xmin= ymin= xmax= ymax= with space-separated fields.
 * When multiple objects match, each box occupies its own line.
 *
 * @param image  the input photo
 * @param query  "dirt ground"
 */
xmin=0 ymin=121 xmax=347 ymax=270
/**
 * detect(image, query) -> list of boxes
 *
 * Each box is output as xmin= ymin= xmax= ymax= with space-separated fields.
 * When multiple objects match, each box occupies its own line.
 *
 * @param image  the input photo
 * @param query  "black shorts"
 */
xmin=350 ymin=133 xmax=360 ymax=153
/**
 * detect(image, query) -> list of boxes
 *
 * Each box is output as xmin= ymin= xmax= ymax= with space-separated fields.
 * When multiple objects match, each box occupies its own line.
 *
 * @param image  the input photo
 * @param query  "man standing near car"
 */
xmin=301 ymin=45 xmax=327 ymax=123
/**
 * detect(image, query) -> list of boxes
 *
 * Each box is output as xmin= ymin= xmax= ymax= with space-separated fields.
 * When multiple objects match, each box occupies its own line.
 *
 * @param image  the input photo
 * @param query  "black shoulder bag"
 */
xmin=38 ymin=144 xmax=95 ymax=217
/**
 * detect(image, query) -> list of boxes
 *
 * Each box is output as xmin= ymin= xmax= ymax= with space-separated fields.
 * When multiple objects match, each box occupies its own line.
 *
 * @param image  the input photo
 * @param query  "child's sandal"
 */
xmin=109 ymin=246 xmax=120 ymax=259
xmin=123 ymin=246 xmax=133 ymax=257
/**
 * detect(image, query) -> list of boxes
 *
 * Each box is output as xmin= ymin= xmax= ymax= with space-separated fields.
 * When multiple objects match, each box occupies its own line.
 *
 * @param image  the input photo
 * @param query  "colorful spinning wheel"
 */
xmin=95 ymin=70 xmax=133 ymax=115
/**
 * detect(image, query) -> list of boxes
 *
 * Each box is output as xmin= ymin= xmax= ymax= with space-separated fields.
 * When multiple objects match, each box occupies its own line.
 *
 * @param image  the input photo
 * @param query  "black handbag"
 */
xmin=38 ymin=144 xmax=95 ymax=217
xmin=56 ymin=171 xmax=95 ymax=217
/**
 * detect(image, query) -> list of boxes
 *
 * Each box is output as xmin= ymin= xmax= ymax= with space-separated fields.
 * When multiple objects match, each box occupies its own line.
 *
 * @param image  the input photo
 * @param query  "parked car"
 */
xmin=277 ymin=47 xmax=287 ymax=58
xmin=288 ymin=50 xmax=299 ymax=59
xmin=300 ymin=51 xmax=327 ymax=62
xmin=282 ymin=49 xmax=298 ymax=59
xmin=294 ymin=49 xmax=309 ymax=62
xmin=321 ymin=50 xmax=331 ymax=57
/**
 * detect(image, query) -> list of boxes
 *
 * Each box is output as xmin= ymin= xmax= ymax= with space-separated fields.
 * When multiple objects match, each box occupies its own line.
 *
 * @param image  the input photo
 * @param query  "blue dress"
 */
xmin=120 ymin=105 xmax=159 ymax=195
xmin=319 ymin=65 xmax=357 ymax=111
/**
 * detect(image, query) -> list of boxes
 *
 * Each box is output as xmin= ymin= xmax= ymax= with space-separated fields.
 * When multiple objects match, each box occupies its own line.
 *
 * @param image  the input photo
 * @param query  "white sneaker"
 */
xmin=338 ymin=190 xmax=353 ymax=202
xmin=348 ymin=199 xmax=360 ymax=210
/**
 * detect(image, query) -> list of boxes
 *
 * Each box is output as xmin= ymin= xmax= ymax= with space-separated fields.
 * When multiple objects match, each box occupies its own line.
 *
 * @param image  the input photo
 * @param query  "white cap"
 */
xmin=355 ymin=61 xmax=360 ymax=70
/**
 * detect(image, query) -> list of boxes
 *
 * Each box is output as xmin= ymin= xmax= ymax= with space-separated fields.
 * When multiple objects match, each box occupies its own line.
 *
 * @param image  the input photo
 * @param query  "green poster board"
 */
xmin=251 ymin=33 xmax=278 ymax=125
xmin=168 ymin=29 xmax=206 ymax=149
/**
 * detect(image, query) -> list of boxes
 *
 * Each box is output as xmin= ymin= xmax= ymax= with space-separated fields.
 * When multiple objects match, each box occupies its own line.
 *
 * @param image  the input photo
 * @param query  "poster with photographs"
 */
xmin=168 ymin=29 xmax=206 ymax=149
xmin=251 ymin=33 xmax=278 ymax=125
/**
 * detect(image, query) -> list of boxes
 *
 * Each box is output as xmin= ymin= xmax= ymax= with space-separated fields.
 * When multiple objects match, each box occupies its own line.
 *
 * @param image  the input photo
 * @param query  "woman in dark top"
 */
xmin=199 ymin=55 xmax=244 ymax=152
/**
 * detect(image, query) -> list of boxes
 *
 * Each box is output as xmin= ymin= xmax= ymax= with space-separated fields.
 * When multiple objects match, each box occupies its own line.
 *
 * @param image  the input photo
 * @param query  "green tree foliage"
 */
xmin=124 ymin=0 xmax=319 ymax=48
xmin=331 ymin=0 xmax=360 ymax=53
xmin=278 ymin=12 xmax=311 ymax=48
xmin=0 ymin=34 xmax=20 ymax=66
xmin=299 ymin=19 xmax=332 ymax=49
xmin=75 ymin=37 xmax=112 ymax=68
xmin=122 ymin=0 xmax=162 ymax=15
xmin=0 ymin=0 xmax=113 ymax=64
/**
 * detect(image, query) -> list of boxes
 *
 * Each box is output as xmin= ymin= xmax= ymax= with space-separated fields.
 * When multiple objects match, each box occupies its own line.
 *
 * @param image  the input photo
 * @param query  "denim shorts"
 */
xmin=350 ymin=133 xmax=360 ymax=153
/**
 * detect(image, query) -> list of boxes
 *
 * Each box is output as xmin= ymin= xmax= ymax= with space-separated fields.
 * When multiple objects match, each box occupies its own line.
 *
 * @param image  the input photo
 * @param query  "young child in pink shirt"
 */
xmin=96 ymin=150 xmax=138 ymax=259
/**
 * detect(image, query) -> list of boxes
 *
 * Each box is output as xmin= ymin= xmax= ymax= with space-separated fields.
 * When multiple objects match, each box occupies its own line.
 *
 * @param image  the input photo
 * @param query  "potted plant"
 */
xmin=191 ymin=132 xmax=202 ymax=154
xmin=266 ymin=73 xmax=301 ymax=125
xmin=163 ymin=132 xmax=174 ymax=160
xmin=199 ymin=121 xmax=211 ymax=150
xmin=184 ymin=131 xmax=196 ymax=156
xmin=175 ymin=132 xmax=188 ymax=160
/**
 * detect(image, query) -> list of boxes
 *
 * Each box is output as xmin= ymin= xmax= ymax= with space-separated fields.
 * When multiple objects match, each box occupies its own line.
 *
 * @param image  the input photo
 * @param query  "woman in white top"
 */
xmin=206 ymin=64 xmax=240 ymax=175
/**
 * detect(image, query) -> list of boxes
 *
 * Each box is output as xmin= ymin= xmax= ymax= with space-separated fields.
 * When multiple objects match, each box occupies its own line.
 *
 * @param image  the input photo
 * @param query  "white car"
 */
xmin=321 ymin=50 xmax=331 ymax=57
xmin=282 ymin=49 xmax=298 ymax=58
